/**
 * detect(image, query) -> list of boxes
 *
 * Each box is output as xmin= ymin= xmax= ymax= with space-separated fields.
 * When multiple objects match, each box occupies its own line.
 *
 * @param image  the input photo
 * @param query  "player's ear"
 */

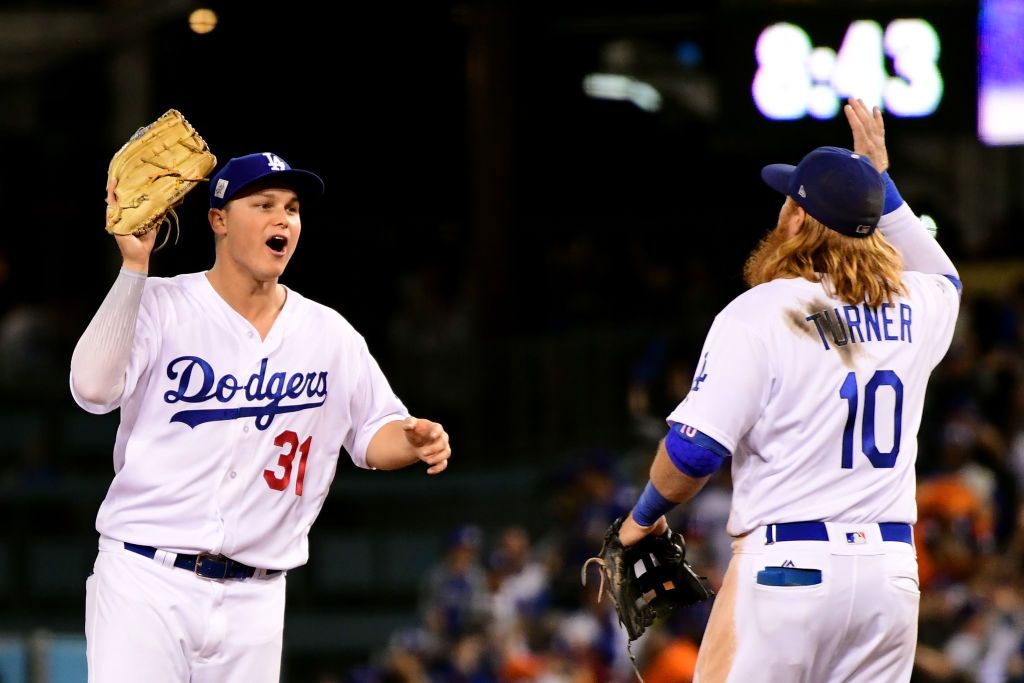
xmin=208 ymin=208 xmax=227 ymax=236
xmin=784 ymin=201 xmax=806 ymax=238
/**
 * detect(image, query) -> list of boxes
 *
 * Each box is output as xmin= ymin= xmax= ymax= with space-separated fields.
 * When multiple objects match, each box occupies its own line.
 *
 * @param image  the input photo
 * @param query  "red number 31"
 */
xmin=263 ymin=430 xmax=312 ymax=496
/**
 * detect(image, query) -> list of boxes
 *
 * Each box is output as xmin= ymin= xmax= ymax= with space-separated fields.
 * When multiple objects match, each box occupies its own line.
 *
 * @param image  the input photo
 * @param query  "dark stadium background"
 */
xmin=1 ymin=1 xmax=1022 ymax=681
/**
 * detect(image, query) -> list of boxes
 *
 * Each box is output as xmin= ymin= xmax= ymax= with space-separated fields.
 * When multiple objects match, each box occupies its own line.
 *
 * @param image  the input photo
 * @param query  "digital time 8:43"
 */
xmin=752 ymin=19 xmax=943 ymax=120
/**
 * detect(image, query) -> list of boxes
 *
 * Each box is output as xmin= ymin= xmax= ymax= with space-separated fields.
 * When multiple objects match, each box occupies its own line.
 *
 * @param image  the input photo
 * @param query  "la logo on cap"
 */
xmin=263 ymin=153 xmax=287 ymax=171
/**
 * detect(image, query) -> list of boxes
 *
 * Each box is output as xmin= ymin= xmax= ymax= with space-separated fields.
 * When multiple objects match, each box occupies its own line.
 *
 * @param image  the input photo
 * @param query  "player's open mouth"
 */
xmin=266 ymin=235 xmax=288 ymax=255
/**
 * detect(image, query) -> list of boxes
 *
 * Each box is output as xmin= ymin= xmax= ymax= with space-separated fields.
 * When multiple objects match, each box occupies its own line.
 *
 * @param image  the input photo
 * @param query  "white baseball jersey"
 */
xmin=669 ymin=272 xmax=959 ymax=536
xmin=71 ymin=272 xmax=407 ymax=570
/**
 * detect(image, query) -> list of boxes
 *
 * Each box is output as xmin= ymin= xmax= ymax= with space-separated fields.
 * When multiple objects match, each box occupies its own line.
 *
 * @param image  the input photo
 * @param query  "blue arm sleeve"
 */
xmin=665 ymin=422 xmax=729 ymax=478
xmin=881 ymin=171 xmax=905 ymax=215
xmin=632 ymin=480 xmax=677 ymax=527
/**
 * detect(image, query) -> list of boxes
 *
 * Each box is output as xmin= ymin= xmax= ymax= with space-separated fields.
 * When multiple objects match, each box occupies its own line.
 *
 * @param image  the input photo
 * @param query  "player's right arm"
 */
xmin=845 ymin=98 xmax=961 ymax=293
xmin=620 ymin=311 xmax=766 ymax=546
xmin=619 ymin=430 xmax=722 ymax=545
xmin=69 ymin=182 xmax=158 ymax=409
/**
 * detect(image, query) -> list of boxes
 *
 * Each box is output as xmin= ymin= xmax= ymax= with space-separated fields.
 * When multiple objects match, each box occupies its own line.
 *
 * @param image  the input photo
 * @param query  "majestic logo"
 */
xmin=163 ymin=356 xmax=327 ymax=430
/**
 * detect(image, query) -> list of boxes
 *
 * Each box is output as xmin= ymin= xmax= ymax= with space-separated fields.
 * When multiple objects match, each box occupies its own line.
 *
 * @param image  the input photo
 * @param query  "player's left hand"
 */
xmin=402 ymin=416 xmax=451 ymax=475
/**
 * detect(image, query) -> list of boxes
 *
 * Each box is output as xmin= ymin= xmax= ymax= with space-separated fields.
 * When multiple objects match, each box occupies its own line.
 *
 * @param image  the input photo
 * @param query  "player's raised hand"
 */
xmin=402 ymin=416 xmax=451 ymax=475
xmin=107 ymin=179 xmax=158 ymax=272
xmin=844 ymin=97 xmax=889 ymax=173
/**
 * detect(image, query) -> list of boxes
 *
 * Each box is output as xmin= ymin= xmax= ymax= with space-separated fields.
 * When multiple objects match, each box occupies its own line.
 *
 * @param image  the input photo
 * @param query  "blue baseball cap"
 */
xmin=209 ymin=152 xmax=324 ymax=209
xmin=761 ymin=146 xmax=884 ymax=237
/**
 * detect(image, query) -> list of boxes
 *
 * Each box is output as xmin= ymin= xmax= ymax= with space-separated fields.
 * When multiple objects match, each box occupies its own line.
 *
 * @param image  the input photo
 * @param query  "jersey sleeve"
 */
xmin=917 ymin=273 xmax=961 ymax=367
xmin=69 ymin=277 xmax=161 ymax=414
xmin=877 ymin=200 xmax=959 ymax=280
xmin=667 ymin=311 xmax=773 ymax=453
xmin=343 ymin=337 xmax=409 ymax=469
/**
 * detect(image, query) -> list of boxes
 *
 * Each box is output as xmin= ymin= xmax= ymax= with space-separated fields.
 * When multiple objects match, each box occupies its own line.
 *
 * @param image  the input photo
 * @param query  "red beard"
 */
xmin=743 ymin=224 xmax=790 ymax=288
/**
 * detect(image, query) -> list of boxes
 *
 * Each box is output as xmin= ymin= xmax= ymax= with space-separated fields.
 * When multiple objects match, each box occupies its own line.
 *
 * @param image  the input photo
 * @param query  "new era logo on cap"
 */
xmin=760 ymin=146 xmax=885 ymax=238
xmin=208 ymin=152 xmax=325 ymax=209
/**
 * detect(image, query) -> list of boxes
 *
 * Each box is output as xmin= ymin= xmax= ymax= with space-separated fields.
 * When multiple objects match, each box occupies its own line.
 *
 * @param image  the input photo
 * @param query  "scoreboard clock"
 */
xmin=716 ymin=3 xmax=976 ymax=138
xmin=752 ymin=19 xmax=943 ymax=120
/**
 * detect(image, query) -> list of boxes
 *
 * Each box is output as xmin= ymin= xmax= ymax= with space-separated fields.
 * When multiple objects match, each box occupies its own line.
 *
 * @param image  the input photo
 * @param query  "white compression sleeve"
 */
xmin=877 ymin=203 xmax=959 ymax=279
xmin=70 ymin=268 xmax=147 ymax=405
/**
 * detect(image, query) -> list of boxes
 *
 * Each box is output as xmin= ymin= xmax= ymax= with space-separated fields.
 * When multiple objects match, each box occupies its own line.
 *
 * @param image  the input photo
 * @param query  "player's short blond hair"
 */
xmin=745 ymin=214 xmax=906 ymax=307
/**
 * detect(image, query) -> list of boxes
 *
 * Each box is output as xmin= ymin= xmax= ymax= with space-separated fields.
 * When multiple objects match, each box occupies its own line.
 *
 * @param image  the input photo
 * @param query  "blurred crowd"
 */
xmin=338 ymin=278 xmax=1024 ymax=683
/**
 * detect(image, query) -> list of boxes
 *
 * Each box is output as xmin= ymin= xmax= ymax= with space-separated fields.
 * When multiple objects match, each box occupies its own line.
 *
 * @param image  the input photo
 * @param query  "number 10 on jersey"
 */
xmin=839 ymin=370 xmax=904 ymax=469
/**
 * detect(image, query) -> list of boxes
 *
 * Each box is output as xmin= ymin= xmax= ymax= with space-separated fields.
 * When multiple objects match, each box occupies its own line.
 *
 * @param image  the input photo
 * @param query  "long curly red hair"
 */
xmin=744 ymin=209 xmax=906 ymax=307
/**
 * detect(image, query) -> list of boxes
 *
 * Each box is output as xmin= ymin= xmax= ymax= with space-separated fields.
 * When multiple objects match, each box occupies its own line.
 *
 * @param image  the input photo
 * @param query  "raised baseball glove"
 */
xmin=105 ymin=109 xmax=216 ymax=246
xmin=582 ymin=516 xmax=714 ymax=642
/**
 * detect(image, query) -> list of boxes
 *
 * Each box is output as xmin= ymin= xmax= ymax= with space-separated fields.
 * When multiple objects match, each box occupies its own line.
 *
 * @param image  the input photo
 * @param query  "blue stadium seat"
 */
xmin=46 ymin=634 xmax=87 ymax=682
xmin=0 ymin=637 xmax=27 ymax=683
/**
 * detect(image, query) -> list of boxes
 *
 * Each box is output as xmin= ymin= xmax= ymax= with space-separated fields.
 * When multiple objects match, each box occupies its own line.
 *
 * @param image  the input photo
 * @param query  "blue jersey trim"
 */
xmin=665 ymin=423 xmax=728 ymax=477
xmin=943 ymin=274 xmax=963 ymax=294
xmin=669 ymin=422 xmax=730 ymax=456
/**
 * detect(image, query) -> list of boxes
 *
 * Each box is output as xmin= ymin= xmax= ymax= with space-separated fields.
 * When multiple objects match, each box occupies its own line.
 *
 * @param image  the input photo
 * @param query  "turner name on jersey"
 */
xmin=805 ymin=301 xmax=913 ymax=351
xmin=164 ymin=355 xmax=329 ymax=430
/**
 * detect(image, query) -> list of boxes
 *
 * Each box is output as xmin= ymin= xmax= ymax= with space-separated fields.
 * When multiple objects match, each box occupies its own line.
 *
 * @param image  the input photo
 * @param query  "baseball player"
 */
xmin=70 ymin=152 xmax=452 ymax=682
xmin=617 ymin=99 xmax=961 ymax=682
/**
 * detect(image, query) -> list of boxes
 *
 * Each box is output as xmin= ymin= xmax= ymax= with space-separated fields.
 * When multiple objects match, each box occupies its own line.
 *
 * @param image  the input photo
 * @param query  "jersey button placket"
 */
xmin=225 ymin=425 xmax=249 ymax=482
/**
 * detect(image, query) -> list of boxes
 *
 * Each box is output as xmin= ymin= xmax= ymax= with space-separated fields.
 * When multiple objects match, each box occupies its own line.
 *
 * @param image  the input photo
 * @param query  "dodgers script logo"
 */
xmin=164 ymin=356 xmax=328 ymax=430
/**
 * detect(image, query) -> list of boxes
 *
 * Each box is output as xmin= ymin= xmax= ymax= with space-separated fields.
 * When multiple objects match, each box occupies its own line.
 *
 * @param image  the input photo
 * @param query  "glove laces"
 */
xmin=581 ymin=555 xmax=646 ymax=683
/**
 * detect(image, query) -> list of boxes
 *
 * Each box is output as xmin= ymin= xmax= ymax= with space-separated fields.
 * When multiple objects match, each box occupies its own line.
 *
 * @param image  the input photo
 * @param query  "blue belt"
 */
xmin=124 ymin=543 xmax=282 ymax=581
xmin=765 ymin=522 xmax=913 ymax=545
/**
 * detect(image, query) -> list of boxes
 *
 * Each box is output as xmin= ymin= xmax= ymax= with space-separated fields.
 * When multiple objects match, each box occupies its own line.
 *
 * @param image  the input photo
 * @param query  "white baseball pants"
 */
xmin=85 ymin=537 xmax=286 ymax=682
xmin=694 ymin=521 xmax=919 ymax=683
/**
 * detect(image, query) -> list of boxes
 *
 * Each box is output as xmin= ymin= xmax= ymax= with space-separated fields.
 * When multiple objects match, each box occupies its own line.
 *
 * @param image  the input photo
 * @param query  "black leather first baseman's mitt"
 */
xmin=582 ymin=516 xmax=714 ymax=642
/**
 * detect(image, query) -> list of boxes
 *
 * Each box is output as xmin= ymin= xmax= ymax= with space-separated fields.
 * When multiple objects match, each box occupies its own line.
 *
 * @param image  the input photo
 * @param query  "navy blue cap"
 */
xmin=761 ymin=146 xmax=884 ymax=237
xmin=209 ymin=152 xmax=324 ymax=209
